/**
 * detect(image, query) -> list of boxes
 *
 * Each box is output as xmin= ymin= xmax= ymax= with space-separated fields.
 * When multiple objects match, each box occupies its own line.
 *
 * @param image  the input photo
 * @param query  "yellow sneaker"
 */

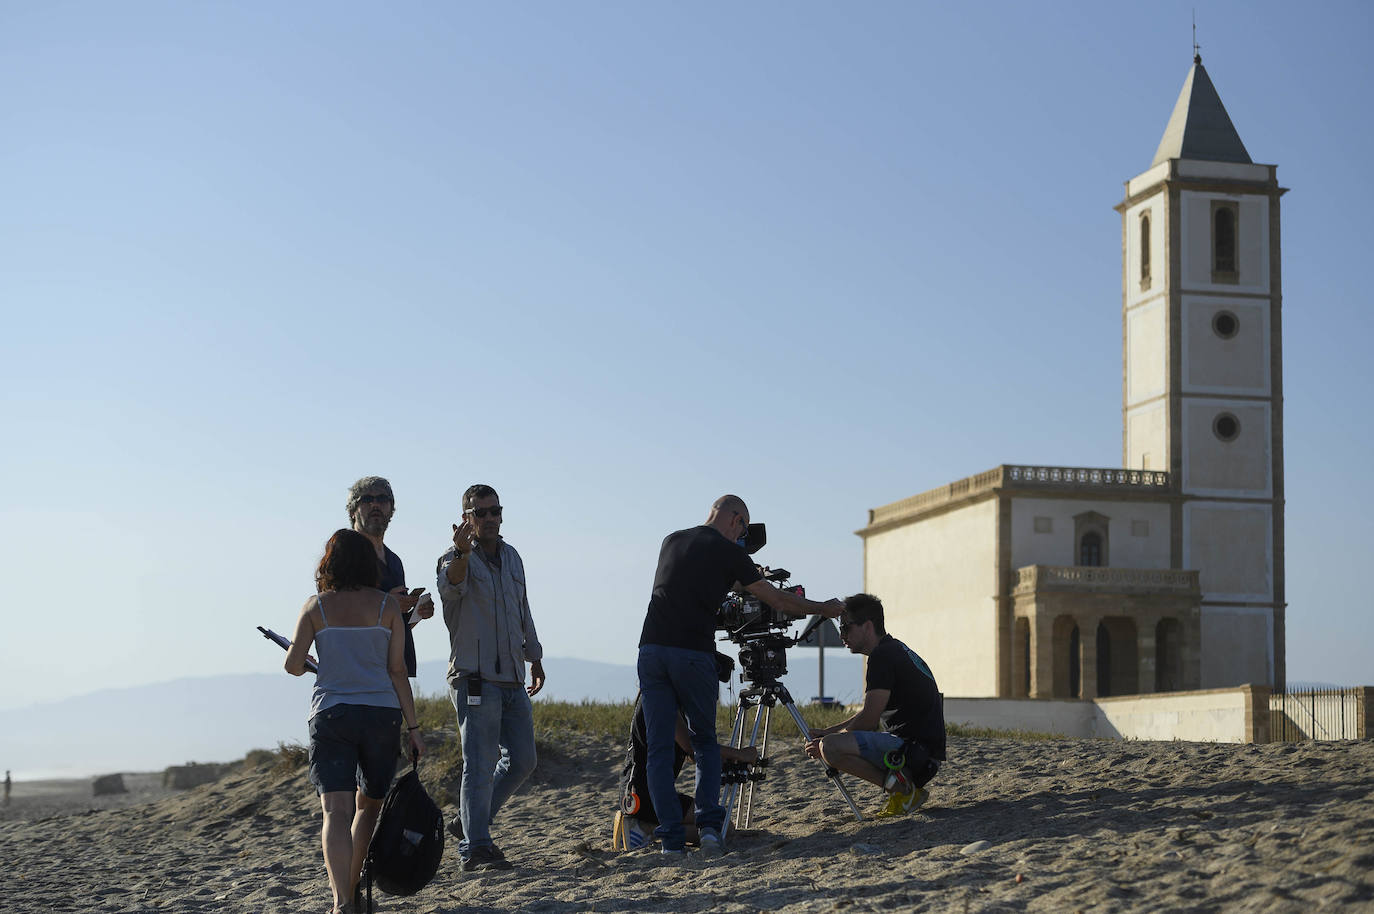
xmin=877 ymin=784 xmax=927 ymax=818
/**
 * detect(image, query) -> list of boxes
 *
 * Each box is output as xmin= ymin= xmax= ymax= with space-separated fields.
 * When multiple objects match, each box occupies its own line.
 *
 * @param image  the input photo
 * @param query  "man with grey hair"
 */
xmin=347 ymin=476 xmax=432 ymax=677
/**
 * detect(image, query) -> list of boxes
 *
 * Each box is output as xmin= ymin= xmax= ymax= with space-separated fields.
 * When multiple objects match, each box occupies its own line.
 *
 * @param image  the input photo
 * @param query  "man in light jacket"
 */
xmin=436 ymin=483 xmax=545 ymax=872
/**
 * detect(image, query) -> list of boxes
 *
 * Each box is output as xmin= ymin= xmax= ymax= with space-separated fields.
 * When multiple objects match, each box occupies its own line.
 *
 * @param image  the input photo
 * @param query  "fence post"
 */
xmin=1360 ymin=687 xmax=1372 ymax=740
xmin=1245 ymin=684 xmax=1271 ymax=744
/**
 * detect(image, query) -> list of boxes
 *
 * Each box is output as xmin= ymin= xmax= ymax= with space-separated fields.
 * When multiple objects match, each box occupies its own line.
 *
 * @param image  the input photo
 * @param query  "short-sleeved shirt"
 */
xmin=377 ymin=546 xmax=417 ymax=678
xmin=639 ymin=526 xmax=762 ymax=655
xmin=865 ymin=634 xmax=946 ymax=761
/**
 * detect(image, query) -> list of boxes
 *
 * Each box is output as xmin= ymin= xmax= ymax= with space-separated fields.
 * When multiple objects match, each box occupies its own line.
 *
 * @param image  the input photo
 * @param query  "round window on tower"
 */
xmin=1212 ymin=310 xmax=1239 ymax=339
xmin=1213 ymin=412 xmax=1241 ymax=442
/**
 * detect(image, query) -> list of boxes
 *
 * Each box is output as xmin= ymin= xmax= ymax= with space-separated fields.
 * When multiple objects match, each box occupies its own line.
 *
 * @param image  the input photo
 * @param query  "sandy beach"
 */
xmin=2 ymin=731 xmax=1371 ymax=913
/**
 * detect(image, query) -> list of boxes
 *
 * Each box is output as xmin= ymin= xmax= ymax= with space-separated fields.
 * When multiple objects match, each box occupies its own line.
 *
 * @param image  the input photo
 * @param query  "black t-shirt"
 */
xmin=377 ymin=546 xmax=417 ymax=678
xmin=638 ymin=526 xmax=762 ymax=654
xmin=865 ymin=634 xmax=946 ymax=760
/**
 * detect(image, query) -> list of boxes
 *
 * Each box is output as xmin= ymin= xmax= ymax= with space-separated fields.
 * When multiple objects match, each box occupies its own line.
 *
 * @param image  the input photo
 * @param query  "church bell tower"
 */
xmin=1117 ymin=55 xmax=1286 ymax=688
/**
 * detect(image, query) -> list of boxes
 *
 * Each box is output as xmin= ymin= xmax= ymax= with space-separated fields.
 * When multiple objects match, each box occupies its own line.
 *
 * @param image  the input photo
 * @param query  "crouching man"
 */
xmin=804 ymin=593 xmax=945 ymax=817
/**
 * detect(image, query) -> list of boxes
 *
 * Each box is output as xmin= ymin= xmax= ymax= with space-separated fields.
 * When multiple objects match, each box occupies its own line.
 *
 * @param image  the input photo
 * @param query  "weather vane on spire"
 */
xmin=1193 ymin=11 xmax=1201 ymax=64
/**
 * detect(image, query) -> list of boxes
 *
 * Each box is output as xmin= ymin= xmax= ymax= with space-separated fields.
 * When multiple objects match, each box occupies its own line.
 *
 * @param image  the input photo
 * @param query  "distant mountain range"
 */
xmin=2 ymin=652 xmax=863 ymax=781
xmin=1 ymin=656 xmax=634 ymax=780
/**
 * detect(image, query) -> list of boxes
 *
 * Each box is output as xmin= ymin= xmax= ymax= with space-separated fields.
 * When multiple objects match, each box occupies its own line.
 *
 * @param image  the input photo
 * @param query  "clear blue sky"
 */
xmin=3 ymin=1 xmax=1371 ymax=711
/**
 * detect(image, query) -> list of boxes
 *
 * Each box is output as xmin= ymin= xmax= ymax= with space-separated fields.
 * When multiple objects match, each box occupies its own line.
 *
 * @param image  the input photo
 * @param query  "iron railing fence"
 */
xmin=1269 ymin=688 xmax=1363 ymax=742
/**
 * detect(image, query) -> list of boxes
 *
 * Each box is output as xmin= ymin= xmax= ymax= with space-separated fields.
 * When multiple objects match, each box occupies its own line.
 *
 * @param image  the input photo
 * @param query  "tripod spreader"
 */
xmin=721 ymin=759 xmax=766 ymax=786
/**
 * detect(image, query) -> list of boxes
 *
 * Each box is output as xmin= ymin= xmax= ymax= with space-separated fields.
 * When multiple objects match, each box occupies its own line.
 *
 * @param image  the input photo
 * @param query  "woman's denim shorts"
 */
xmin=308 ymin=703 xmax=402 ymax=798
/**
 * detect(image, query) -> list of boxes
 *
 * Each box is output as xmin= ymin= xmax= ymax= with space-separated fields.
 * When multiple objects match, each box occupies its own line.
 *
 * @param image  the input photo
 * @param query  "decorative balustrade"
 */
xmin=1015 ymin=565 xmax=1200 ymax=594
xmin=864 ymin=465 xmax=1174 ymax=531
xmin=1005 ymin=466 xmax=1171 ymax=488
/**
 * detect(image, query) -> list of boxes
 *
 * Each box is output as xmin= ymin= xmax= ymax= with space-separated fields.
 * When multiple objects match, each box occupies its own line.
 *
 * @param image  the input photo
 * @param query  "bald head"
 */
xmin=706 ymin=494 xmax=750 ymax=540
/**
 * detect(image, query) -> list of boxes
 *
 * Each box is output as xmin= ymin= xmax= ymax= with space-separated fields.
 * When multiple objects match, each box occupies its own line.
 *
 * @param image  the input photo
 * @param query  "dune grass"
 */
xmin=265 ymin=697 xmax=1062 ymax=774
xmin=420 ymin=696 xmax=1063 ymax=743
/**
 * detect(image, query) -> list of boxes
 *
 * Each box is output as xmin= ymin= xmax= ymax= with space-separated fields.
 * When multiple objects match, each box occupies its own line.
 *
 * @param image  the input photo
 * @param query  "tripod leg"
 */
xmin=721 ymin=701 xmax=751 ymax=841
xmin=734 ymin=700 xmax=766 ymax=834
xmin=742 ymin=704 xmax=770 ymax=830
xmin=779 ymin=699 xmax=864 ymax=821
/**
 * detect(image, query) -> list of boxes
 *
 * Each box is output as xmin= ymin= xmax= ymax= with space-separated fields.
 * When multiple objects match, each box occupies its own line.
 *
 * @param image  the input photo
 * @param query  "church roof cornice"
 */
xmin=1115 ymin=159 xmax=1284 ymax=212
xmin=858 ymin=465 xmax=1176 ymax=538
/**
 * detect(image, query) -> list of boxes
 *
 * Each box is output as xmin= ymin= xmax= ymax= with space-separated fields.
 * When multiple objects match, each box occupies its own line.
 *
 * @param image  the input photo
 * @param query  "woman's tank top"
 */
xmin=309 ymin=591 xmax=400 ymax=719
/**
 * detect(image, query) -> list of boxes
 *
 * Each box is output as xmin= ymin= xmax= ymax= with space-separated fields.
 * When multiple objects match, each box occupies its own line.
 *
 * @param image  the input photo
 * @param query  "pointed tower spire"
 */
xmin=1150 ymin=59 xmax=1252 ymax=166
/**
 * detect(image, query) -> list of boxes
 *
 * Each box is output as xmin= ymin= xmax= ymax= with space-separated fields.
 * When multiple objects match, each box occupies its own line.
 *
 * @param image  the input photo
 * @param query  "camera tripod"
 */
xmin=720 ymin=677 xmax=863 ymax=841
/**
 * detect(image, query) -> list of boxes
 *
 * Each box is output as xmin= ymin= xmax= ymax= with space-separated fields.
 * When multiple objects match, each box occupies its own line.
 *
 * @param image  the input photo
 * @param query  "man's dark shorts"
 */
xmin=308 ymin=703 xmax=403 ymax=798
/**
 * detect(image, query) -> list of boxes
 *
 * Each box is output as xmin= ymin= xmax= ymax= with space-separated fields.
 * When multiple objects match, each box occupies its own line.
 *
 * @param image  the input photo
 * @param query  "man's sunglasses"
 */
xmin=357 ymin=494 xmax=392 ymax=505
xmin=467 ymin=506 xmax=503 ymax=519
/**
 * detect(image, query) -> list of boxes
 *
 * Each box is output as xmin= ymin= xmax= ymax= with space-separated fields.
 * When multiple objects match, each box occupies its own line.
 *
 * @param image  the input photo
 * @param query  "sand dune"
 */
xmin=2 ymin=732 xmax=1371 ymax=913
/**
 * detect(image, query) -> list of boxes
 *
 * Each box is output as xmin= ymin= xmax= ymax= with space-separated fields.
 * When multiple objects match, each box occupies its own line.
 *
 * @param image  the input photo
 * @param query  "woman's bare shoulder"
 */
xmin=317 ymin=587 xmax=392 ymax=624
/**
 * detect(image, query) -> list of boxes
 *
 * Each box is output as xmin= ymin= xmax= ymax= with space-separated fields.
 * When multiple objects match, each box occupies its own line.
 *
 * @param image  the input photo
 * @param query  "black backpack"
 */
xmin=362 ymin=763 xmax=445 ymax=910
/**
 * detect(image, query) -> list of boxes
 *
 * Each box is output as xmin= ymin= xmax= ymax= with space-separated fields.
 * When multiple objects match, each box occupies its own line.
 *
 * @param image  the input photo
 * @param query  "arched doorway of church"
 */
xmin=1155 ymin=617 xmax=1181 ymax=692
xmin=1096 ymin=617 xmax=1139 ymax=697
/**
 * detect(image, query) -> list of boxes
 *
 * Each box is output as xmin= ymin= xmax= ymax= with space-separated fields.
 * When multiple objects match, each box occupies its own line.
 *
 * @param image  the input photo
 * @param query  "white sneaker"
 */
xmin=625 ymin=817 xmax=652 ymax=849
xmin=698 ymin=827 xmax=724 ymax=858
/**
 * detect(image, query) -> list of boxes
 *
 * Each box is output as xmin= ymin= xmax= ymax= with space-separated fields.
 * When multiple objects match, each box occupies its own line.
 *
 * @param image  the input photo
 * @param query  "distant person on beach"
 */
xmin=638 ymin=494 xmax=843 ymax=858
xmin=804 ymin=593 xmax=945 ymax=817
xmin=614 ymin=676 xmax=759 ymax=850
xmin=436 ymin=484 xmax=545 ymax=872
xmin=4 ymin=769 xmax=10 ymax=805
xmin=347 ymin=476 xmax=433 ymax=678
xmin=286 ymin=528 xmax=425 ymax=914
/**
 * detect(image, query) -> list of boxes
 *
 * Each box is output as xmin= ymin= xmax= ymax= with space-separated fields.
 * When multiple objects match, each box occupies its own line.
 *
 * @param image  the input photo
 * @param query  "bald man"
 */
xmin=636 ymin=495 xmax=842 ymax=858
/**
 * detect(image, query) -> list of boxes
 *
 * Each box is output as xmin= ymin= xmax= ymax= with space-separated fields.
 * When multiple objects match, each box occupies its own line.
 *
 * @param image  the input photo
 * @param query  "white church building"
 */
xmin=859 ymin=55 xmax=1286 ymax=700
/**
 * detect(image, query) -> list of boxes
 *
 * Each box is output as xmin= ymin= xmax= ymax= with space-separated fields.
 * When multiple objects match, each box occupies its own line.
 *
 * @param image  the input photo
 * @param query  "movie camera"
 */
xmin=714 ymin=523 xmax=828 ymax=684
xmin=716 ymin=566 xmax=809 ymax=684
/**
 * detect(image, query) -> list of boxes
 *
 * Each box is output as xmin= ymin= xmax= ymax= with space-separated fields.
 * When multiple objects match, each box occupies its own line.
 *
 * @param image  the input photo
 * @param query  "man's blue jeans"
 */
xmin=637 ymin=644 xmax=724 ymax=851
xmin=449 ymin=681 xmax=537 ymax=857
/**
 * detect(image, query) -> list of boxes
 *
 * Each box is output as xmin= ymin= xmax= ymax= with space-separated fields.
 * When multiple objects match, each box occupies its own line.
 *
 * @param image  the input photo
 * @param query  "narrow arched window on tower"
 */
xmin=1212 ymin=202 xmax=1238 ymax=282
xmin=1139 ymin=212 xmax=1151 ymax=290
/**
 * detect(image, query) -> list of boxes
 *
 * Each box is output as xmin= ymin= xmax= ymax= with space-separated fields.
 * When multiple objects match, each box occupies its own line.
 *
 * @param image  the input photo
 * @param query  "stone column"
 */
xmin=1031 ymin=607 xmax=1055 ymax=698
xmin=1182 ymin=604 xmax=1203 ymax=690
xmin=1079 ymin=614 xmax=1099 ymax=700
xmin=1137 ymin=614 xmax=1158 ymax=694
xmin=1011 ymin=616 xmax=1028 ymax=698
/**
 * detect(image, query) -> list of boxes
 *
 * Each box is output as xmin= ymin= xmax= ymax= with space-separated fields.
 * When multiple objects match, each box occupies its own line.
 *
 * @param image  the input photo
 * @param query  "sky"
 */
xmin=2 ymin=1 xmax=1372 ymax=714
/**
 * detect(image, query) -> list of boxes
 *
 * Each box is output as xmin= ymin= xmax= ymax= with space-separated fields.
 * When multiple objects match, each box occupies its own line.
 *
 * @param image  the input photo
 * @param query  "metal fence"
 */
xmin=1269 ymin=689 xmax=1364 ymax=742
